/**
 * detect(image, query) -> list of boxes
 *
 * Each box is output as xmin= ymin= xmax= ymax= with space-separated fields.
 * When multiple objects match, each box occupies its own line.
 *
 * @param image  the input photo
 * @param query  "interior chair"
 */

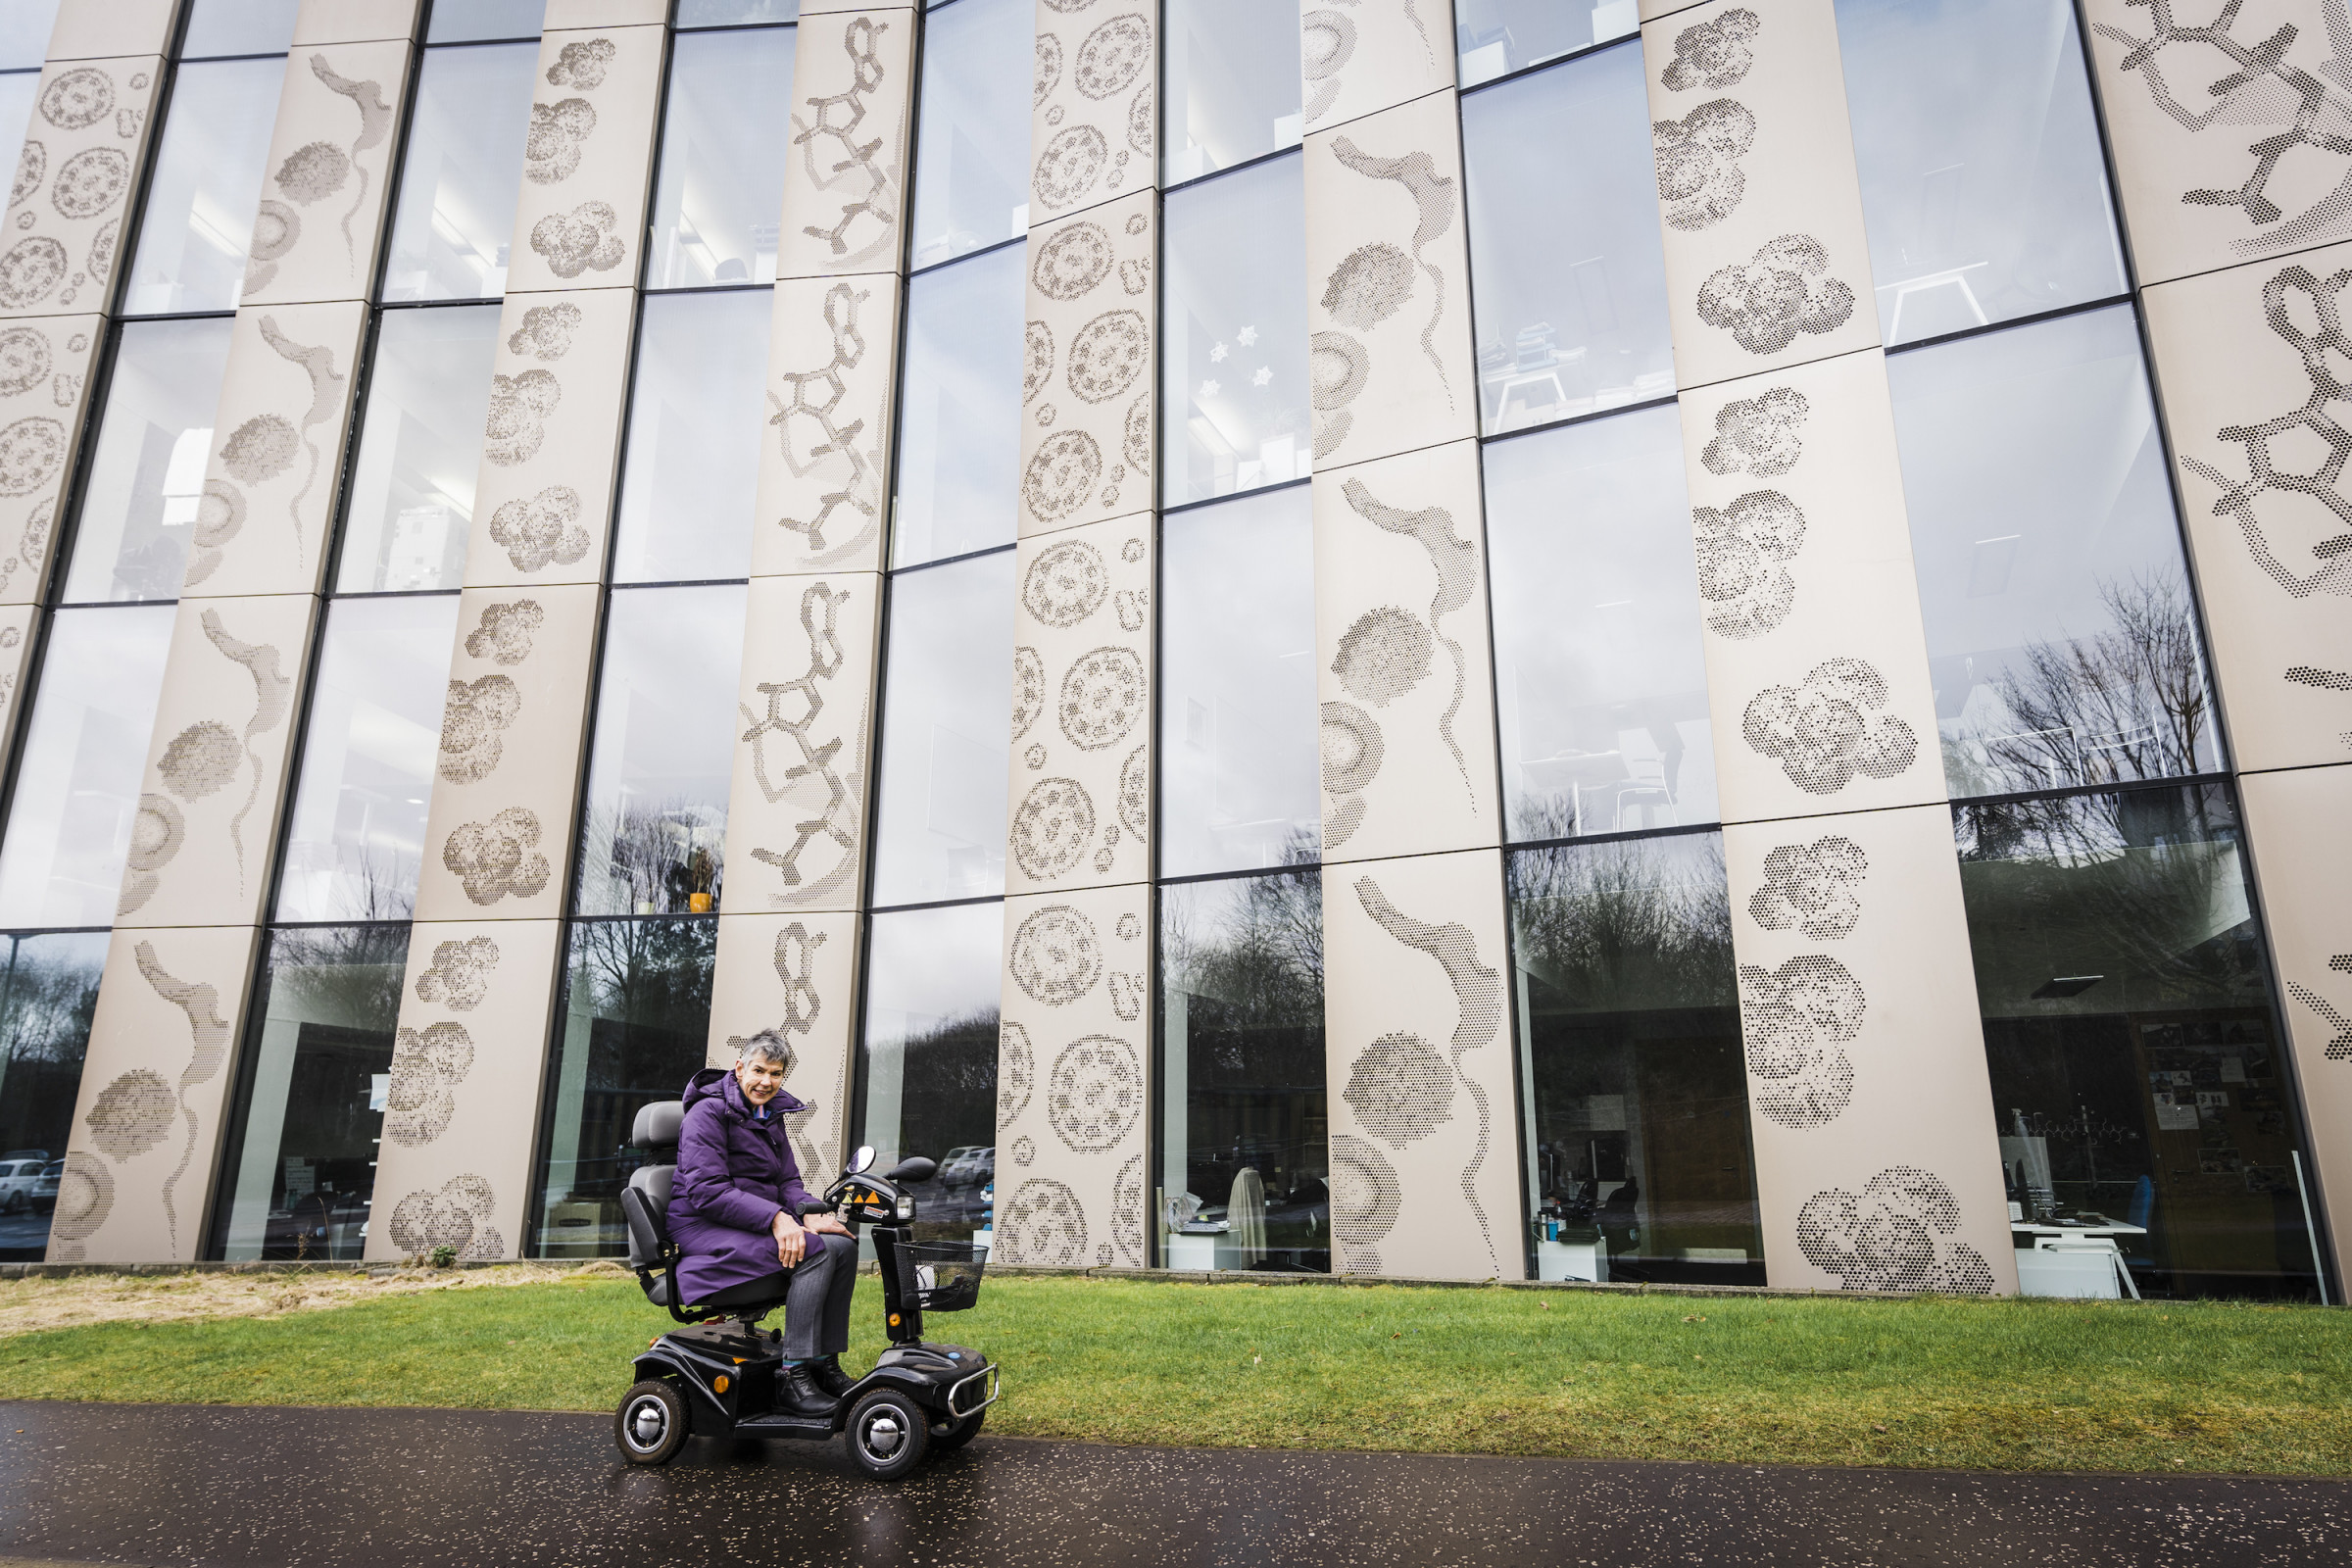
xmin=620 ymin=1100 xmax=796 ymax=1326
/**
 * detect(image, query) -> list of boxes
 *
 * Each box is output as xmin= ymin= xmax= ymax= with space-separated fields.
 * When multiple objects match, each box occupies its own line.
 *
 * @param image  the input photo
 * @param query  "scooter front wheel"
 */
xmin=844 ymin=1388 xmax=931 ymax=1481
xmin=615 ymin=1379 xmax=690 ymax=1466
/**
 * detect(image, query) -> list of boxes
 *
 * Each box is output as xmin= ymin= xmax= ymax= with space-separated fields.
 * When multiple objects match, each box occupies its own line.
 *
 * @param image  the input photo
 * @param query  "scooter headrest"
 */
xmin=631 ymin=1100 xmax=685 ymax=1150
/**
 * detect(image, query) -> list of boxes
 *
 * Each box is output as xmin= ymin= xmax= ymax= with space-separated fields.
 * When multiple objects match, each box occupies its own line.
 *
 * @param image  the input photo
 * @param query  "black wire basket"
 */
xmin=896 ymin=1241 xmax=988 ymax=1312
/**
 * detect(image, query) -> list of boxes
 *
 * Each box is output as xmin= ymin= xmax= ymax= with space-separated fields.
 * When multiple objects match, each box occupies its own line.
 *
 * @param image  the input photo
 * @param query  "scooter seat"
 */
xmin=687 ymin=1271 xmax=795 ymax=1311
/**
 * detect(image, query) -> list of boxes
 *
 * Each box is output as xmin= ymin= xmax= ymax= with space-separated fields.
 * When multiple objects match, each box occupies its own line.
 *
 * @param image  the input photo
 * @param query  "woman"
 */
xmin=670 ymin=1032 xmax=858 ymax=1417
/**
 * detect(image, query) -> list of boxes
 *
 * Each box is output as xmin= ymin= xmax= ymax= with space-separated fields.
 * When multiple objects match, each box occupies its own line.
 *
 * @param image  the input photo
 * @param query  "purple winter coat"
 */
xmin=667 ymin=1067 xmax=817 ymax=1301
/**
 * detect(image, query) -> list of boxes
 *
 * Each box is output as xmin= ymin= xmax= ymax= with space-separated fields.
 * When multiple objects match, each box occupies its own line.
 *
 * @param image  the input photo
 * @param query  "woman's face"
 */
xmin=735 ymin=1054 xmax=786 ymax=1105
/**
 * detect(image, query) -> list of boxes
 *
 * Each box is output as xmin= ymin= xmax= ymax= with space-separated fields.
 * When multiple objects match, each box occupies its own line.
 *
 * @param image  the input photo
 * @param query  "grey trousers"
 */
xmin=778 ymin=1231 xmax=858 ymax=1359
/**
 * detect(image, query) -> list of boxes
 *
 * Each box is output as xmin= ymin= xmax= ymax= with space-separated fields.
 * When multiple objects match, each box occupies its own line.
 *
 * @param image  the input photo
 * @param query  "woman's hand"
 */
xmin=771 ymin=1209 xmax=808 ymax=1266
xmin=805 ymin=1211 xmax=853 ymax=1239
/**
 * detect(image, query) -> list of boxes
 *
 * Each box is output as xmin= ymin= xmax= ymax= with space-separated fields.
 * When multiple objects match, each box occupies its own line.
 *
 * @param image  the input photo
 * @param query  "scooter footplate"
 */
xmin=735 ymin=1413 xmax=837 ymax=1440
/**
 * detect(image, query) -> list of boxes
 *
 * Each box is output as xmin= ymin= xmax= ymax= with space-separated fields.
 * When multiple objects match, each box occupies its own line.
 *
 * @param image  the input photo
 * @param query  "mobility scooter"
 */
xmin=612 ymin=1101 xmax=1000 ymax=1479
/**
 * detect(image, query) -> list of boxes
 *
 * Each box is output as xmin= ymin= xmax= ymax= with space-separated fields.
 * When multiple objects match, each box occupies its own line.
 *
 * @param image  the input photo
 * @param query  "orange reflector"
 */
xmin=714 ymin=1374 xmax=730 ymax=1394
xmin=889 ymin=1312 xmax=901 ymax=1326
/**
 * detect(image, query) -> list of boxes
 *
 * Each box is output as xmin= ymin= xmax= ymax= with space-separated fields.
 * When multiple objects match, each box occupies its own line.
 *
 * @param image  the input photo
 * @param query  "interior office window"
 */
xmin=179 ymin=0 xmax=298 ymax=58
xmin=425 ymin=0 xmax=541 ymax=43
xmin=273 ymin=595 xmax=463 ymax=923
xmin=678 ymin=0 xmax=800 ymax=23
xmin=1457 ymin=0 xmax=1638 ymax=87
xmin=335 ymin=303 xmax=502 ymax=593
xmin=0 ymin=931 xmax=110 ymax=1260
xmin=1461 ymin=41 xmax=1672 ymax=434
xmin=1159 ymin=484 xmax=1318 ymax=877
xmin=1163 ymin=0 xmax=1300 ymax=185
xmin=573 ymin=584 xmax=749 ymax=917
xmin=1508 ymin=833 xmax=1761 ymax=1286
xmin=854 ymin=900 xmax=1000 ymax=1245
xmin=1484 ymin=406 xmax=1716 ymax=842
xmin=61 ymin=317 xmax=237 ymax=603
xmin=892 ymin=245 xmax=1024 ymax=566
xmin=120 ymin=56 xmax=282 ymax=316
xmin=612 ymin=289 xmax=771 ymax=583
xmin=1955 ymin=783 xmax=2327 ymax=1301
xmin=1838 ymin=0 xmax=2125 ymax=346
xmin=379 ymin=41 xmax=538 ymax=302
xmin=1161 ymin=153 xmax=1308 ymax=506
xmin=906 ymin=0 xmax=1030 ymax=270
xmin=1888 ymin=306 xmax=2223 ymax=800
xmin=643 ymin=25 xmax=797 ymax=290
xmin=205 ymin=924 xmax=409 ymax=1261
xmin=0 ymin=0 xmax=61 ymax=70
xmin=0 ymin=606 xmax=175 ymax=926
xmin=1158 ymin=870 xmax=1327 ymax=1273
xmin=535 ymin=916 xmax=718 ymax=1257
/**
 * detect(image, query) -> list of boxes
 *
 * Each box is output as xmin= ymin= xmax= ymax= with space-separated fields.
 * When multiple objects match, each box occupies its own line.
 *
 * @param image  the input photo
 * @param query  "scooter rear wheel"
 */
xmin=615 ymin=1379 xmax=690 ymax=1466
xmin=844 ymin=1388 xmax=930 ymax=1481
xmin=930 ymin=1408 xmax=984 ymax=1450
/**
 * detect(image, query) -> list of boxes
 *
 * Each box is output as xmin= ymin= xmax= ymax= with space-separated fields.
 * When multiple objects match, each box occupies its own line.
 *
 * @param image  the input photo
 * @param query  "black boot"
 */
xmin=775 ymin=1362 xmax=840 ymax=1418
xmin=806 ymin=1354 xmax=856 ymax=1398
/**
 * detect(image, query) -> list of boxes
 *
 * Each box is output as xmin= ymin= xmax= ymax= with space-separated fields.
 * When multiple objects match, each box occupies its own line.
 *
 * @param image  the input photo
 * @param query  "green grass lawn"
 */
xmin=3 ymin=1273 xmax=2346 ymax=1475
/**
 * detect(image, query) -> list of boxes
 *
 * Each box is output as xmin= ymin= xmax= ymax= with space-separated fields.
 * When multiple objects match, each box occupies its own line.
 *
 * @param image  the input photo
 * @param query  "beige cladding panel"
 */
xmin=1030 ymin=0 xmax=1157 ymax=222
xmin=115 ymin=593 xmax=316 ymax=931
xmin=291 ymin=0 xmax=423 ymax=46
xmin=1643 ymin=0 xmax=1880 ymax=391
xmin=1303 ymin=88 xmax=1476 ymax=471
xmin=184 ymin=300 xmax=368 ymax=599
xmin=1300 ymin=0 xmax=1456 ymax=135
xmin=1005 ymin=513 xmax=1152 ymax=897
xmin=755 ymin=275 xmax=902 ymax=577
xmin=2143 ymin=249 xmax=2352 ymax=772
xmin=50 ymin=923 xmax=264 ymax=1263
xmin=2082 ymin=0 xmax=2352 ymax=287
xmin=1640 ymin=0 xmax=1709 ymax=18
xmin=1019 ymin=189 xmax=1155 ymax=540
xmin=242 ymin=39 xmax=416 ymax=308
xmin=505 ymin=24 xmax=664 ymax=298
xmin=0 ymin=314 xmax=101 ymax=606
xmin=1677 ymin=349 xmax=1944 ymax=824
xmin=2 ymin=56 xmax=165 ymax=318
xmin=413 ymin=584 xmax=602 ymax=924
xmin=994 ymin=883 xmax=1151 ymax=1267
xmin=707 ymin=910 xmax=863 ymax=1187
xmin=2239 ymin=764 xmax=2352 ymax=1283
xmin=1725 ymin=805 xmax=2015 ymax=1296
xmin=46 ymin=1 xmax=176 ymax=62
xmin=364 ymin=918 xmax=566 ymax=1262
xmin=805 ymin=0 xmax=920 ymax=12
xmin=466 ymin=288 xmax=636 ymax=589
xmin=719 ymin=572 xmax=879 ymax=916
xmin=1321 ymin=848 xmax=1521 ymax=1280
xmin=776 ymin=9 xmax=913 ymax=281
xmin=1313 ymin=439 xmax=1501 ymax=862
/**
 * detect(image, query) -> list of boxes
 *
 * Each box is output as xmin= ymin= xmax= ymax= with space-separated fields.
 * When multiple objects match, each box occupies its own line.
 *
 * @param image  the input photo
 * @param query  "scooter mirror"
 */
xmin=886 ymin=1155 xmax=938 ymax=1184
xmin=847 ymin=1145 xmax=875 ymax=1175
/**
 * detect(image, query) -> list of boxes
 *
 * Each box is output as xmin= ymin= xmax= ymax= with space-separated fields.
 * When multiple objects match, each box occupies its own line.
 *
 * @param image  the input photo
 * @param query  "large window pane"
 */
xmin=273 ymin=595 xmax=462 ymax=923
xmin=61 ymin=318 xmax=236 ymax=604
xmin=574 ymin=585 xmax=748 ymax=916
xmin=334 ymin=303 xmax=501 ymax=594
xmin=426 ymin=0 xmax=541 ymax=44
xmin=1159 ymin=871 xmax=1327 ymax=1272
xmin=678 ymin=0 xmax=800 ymax=24
xmin=0 ymin=1 xmax=62 ymax=71
xmin=893 ymin=246 xmax=1023 ymax=566
xmin=855 ymin=900 xmax=999 ymax=1245
xmin=180 ymin=0 xmax=298 ymax=58
xmin=907 ymin=0 xmax=1029 ymax=270
xmin=1485 ymin=406 xmax=1716 ymax=842
xmin=0 ymin=71 xmax=39 ymax=166
xmin=1159 ymin=485 xmax=1317 ymax=876
xmin=0 ymin=931 xmax=108 ymax=1260
xmin=1164 ymin=0 xmax=1299 ymax=185
xmin=206 ymin=925 xmax=408 ymax=1261
xmin=1838 ymin=0 xmax=2125 ymax=346
xmin=644 ymin=27 xmax=796 ymax=290
xmin=535 ymin=917 xmax=717 ymax=1257
xmin=1462 ymin=43 xmax=1673 ymax=434
xmin=1956 ymin=783 xmax=2326 ymax=1301
xmin=1162 ymin=153 xmax=1309 ymax=506
xmin=1888 ymin=307 xmax=2223 ymax=799
xmin=1457 ymin=0 xmax=1638 ymax=87
xmin=122 ymin=57 xmax=282 ymax=316
xmin=868 ymin=552 xmax=1013 ymax=906
xmin=0 ymin=605 xmax=173 ymax=927
xmin=1509 ymin=833 xmax=1762 ymax=1285
xmin=379 ymin=41 xmax=538 ymax=302
xmin=612 ymin=289 xmax=770 ymax=583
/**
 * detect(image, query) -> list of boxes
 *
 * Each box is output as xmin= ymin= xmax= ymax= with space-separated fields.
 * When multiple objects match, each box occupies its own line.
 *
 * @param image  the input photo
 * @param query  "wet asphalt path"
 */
xmin=0 ymin=1401 xmax=2344 ymax=1567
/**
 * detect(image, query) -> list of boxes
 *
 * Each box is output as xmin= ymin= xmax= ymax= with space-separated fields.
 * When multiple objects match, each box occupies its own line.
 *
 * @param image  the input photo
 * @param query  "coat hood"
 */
xmin=684 ymin=1065 xmax=807 ymax=1120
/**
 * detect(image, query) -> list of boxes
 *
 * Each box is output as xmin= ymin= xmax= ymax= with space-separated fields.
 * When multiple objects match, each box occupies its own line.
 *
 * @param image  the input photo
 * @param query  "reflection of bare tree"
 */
xmin=318 ymin=846 xmax=416 ymax=923
xmin=576 ymin=797 xmax=725 ymax=915
xmin=268 ymin=924 xmax=409 ymax=1025
xmin=1162 ymin=870 xmax=1322 ymax=1030
xmin=0 ymin=938 xmax=107 ymax=1158
xmin=569 ymin=917 xmax=718 ymax=1027
xmin=1507 ymin=835 xmax=1734 ymax=1012
xmin=1957 ymin=575 xmax=2215 ymax=796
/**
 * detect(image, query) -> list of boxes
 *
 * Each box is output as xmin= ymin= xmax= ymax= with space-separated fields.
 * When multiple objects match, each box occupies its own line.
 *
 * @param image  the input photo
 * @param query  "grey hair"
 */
xmin=738 ymin=1030 xmax=792 ymax=1070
